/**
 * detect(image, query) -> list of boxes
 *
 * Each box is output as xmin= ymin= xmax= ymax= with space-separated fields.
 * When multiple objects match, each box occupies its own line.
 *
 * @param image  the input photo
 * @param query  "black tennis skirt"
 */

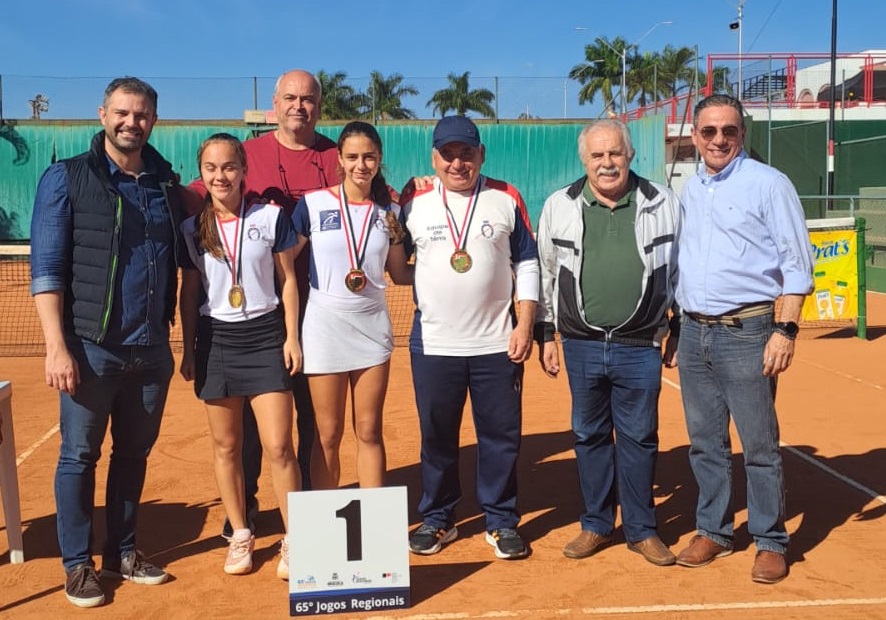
xmin=195 ymin=307 xmax=293 ymax=400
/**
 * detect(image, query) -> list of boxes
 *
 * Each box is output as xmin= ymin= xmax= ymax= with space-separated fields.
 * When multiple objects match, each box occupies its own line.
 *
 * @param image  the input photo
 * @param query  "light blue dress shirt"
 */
xmin=676 ymin=150 xmax=814 ymax=315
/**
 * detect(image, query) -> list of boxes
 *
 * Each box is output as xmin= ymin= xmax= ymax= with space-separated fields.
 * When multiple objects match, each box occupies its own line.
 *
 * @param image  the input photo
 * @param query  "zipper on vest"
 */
xmin=97 ymin=194 xmax=123 ymax=342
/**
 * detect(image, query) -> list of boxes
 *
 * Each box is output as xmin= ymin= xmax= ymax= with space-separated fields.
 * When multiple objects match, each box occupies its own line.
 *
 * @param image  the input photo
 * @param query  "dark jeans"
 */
xmin=561 ymin=338 xmax=662 ymax=542
xmin=56 ymin=339 xmax=173 ymax=570
xmin=677 ymin=313 xmax=788 ymax=553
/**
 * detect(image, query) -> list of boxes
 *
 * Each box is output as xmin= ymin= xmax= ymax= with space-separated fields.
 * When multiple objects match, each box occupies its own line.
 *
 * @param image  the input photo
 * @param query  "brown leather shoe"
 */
xmin=675 ymin=535 xmax=733 ymax=567
xmin=563 ymin=530 xmax=612 ymax=559
xmin=627 ymin=535 xmax=676 ymax=566
xmin=751 ymin=550 xmax=787 ymax=584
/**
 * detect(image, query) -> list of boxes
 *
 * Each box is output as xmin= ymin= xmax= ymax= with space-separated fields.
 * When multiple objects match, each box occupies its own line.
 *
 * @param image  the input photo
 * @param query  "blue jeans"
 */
xmin=411 ymin=351 xmax=523 ymax=532
xmin=561 ymin=338 xmax=662 ymax=542
xmin=677 ymin=314 xmax=787 ymax=553
xmin=56 ymin=339 xmax=173 ymax=571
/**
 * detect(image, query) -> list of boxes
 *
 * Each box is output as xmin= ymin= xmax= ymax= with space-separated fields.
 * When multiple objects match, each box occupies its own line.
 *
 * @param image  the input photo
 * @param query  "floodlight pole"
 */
xmin=827 ymin=0 xmax=838 ymax=207
xmin=737 ymin=0 xmax=744 ymax=99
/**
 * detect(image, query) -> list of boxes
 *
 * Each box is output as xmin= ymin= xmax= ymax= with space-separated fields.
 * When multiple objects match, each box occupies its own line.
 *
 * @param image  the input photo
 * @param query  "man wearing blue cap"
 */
xmin=400 ymin=115 xmax=539 ymax=560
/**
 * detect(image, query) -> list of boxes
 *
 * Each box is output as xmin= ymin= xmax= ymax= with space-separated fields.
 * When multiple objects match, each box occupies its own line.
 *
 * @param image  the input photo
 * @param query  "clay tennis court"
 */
xmin=1 ymin=293 xmax=884 ymax=619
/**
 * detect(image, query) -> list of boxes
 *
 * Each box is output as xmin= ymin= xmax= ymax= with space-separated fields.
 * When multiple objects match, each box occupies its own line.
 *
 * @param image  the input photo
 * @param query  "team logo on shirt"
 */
xmin=481 ymin=221 xmax=494 ymax=238
xmin=247 ymin=224 xmax=273 ymax=246
xmin=374 ymin=212 xmax=388 ymax=232
xmin=320 ymin=210 xmax=342 ymax=231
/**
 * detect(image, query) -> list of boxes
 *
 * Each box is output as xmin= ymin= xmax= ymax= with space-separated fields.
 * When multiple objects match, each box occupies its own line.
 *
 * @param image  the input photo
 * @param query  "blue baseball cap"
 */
xmin=433 ymin=115 xmax=481 ymax=149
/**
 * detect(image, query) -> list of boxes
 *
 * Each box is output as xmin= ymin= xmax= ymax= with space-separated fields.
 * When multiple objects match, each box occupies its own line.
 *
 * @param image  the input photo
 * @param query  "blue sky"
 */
xmin=0 ymin=0 xmax=882 ymax=120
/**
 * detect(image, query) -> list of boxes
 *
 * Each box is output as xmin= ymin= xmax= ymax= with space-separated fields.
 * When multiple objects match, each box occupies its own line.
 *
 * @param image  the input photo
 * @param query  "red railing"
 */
xmin=621 ymin=52 xmax=886 ymax=124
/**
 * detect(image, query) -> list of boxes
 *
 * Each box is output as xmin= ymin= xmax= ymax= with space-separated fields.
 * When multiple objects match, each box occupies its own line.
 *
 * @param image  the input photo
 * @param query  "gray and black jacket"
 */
xmin=535 ymin=173 xmax=680 ymax=347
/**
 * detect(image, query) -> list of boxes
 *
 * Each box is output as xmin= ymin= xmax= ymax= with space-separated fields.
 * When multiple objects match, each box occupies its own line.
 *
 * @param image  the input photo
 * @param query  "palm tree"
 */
xmin=625 ymin=51 xmax=663 ymax=108
xmin=655 ymin=45 xmax=696 ymax=97
xmin=363 ymin=71 xmax=419 ymax=122
xmin=316 ymin=70 xmax=362 ymax=120
xmin=569 ymin=36 xmax=627 ymax=115
xmin=426 ymin=71 xmax=496 ymax=118
xmin=700 ymin=66 xmax=735 ymax=96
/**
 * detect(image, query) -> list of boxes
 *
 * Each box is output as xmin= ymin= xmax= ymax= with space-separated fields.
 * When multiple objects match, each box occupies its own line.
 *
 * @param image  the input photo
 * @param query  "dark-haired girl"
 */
xmin=292 ymin=121 xmax=411 ymax=490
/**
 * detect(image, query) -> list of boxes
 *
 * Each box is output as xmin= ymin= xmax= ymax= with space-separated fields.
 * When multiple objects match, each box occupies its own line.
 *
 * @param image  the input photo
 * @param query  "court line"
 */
xmin=782 ymin=444 xmax=886 ymax=505
xmin=16 ymin=423 xmax=59 ymax=467
xmin=367 ymin=597 xmax=886 ymax=619
xmin=661 ymin=376 xmax=886 ymax=506
xmin=796 ymin=358 xmax=883 ymax=390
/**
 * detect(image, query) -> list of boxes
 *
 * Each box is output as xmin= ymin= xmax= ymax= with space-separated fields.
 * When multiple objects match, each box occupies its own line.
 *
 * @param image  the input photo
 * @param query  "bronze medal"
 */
xmin=228 ymin=284 xmax=245 ymax=308
xmin=345 ymin=269 xmax=367 ymax=293
xmin=450 ymin=250 xmax=473 ymax=273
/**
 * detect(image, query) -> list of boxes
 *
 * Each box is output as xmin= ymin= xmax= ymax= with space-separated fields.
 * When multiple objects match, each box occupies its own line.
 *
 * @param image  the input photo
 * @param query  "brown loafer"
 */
xmin=675 ymin=535 xmax=733 ymax=567
xmin=563 ymin=530 xmax=612 ymax=559
xmin=627 ymin=535 xmax=676 ymax=566
xmin=751 ymin=550 xmax=787 ymax=584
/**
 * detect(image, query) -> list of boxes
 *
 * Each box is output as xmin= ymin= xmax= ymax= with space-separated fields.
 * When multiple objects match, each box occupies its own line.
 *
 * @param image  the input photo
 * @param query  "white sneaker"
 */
xmin=276 ymin=537 xmax=289 ymax=580
xmin=224 ymin=533 xmax=254 ymax=575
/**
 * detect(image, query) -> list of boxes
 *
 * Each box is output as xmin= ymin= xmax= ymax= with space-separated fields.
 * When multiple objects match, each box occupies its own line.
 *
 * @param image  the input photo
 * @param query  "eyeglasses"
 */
xmin=276 ymin=140 xmax=328 ymax=203
xmin=697 ymin=125 xmax=742 ymax=141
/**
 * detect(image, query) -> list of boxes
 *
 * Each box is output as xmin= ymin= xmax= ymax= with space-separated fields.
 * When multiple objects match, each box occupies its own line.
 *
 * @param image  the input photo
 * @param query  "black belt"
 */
xmin=685 ymin=302 xmax=774 ymax=327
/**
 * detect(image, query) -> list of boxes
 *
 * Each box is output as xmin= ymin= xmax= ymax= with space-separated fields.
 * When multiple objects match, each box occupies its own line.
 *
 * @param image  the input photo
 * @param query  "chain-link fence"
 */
xmin=1 ymin=75 xmax=594 ymax=122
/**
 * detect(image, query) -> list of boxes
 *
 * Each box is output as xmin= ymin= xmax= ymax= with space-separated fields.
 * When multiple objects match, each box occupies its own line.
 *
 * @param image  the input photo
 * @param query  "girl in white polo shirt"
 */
xmin=179 ymin=133 xmax=301 ymax=579
xmin=292 ymin=121 xmax=411 ymax=490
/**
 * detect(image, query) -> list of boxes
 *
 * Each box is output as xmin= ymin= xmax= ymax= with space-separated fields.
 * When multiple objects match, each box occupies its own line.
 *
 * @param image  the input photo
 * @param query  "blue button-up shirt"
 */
xmin=676 ymin=151 xmax=814 ymax=315
xmin=30 ymin=157 xmax=174 ymax=345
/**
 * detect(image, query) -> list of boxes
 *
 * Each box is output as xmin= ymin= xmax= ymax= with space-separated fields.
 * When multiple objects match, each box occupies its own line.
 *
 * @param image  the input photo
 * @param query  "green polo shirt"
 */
xmin=580 ymin=178 xmax=644 ymax=327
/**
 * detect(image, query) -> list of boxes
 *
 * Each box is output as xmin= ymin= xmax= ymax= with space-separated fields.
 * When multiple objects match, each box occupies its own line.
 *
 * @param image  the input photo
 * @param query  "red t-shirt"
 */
xmin=241 ymin=131 xmax=341 ymax=213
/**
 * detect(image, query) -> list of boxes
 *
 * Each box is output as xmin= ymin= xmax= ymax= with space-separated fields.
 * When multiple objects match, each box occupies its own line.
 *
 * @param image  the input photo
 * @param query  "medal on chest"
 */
xmin=216 ymin=202 xmax=246 ymax=309
xmin=442 ymin=181 xmax=480 ymax=274
xmin=449 ymin=249 xmax=473 ymax=273
xmin=339 ymin=184 xmax=375 ymax=294
xmin=228 ymin=284 xmax=245 ymax=308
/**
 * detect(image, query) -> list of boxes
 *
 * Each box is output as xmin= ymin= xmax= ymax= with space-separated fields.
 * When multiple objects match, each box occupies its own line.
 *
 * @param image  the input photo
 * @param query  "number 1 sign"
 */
xmin=287 ymin=486 xmax=410 ymax=616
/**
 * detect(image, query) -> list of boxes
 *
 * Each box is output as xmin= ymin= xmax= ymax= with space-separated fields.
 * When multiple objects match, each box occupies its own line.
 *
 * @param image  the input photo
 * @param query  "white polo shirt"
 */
xmin=180 ymin=202 xmax=295 ymax=322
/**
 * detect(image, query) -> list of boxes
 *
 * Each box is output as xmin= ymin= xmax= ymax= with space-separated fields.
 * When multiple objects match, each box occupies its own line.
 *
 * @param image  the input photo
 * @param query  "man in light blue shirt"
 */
xmin=674 ymin=94 xmax=813 ymax=585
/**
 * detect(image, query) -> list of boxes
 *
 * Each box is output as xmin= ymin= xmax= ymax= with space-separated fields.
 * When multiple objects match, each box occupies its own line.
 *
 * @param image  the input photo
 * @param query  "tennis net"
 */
xmin=0 ymin=244 xmax=416 ymax=357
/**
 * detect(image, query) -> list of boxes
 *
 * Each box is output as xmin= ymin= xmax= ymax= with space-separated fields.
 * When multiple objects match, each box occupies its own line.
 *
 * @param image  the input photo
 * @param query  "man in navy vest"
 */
xmin=31 ymin=76 xmax=187 ymax=608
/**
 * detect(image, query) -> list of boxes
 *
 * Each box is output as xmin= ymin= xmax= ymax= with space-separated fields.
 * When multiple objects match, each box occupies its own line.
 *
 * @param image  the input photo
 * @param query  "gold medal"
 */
xmin=345 ymin=269 xmax=367 ymax=293
xmin=228 ymin=284 xmax=245 ymax=308
xmin=217 ymin=203 xmax=246 ymax=310
xmin=450 ymin=250 xmax=473 ymax=273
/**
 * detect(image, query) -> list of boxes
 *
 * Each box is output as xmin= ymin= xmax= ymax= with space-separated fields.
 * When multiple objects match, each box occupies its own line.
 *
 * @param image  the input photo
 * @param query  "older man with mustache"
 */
xmin=535 ymin=119 xmax=681 ymax=566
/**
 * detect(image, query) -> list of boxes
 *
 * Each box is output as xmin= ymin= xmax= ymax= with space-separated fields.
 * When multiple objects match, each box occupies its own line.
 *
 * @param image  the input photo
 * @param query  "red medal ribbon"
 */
xmin=338 ymin=184 xmax=375 ymax=273
xmin=215 ymin=201 xmax=244 ymax=290
xmin=441 ymin=177 xmax=481 ymax=253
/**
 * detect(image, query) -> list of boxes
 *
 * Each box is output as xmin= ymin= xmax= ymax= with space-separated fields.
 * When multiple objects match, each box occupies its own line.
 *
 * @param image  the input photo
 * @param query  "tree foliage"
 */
xmin=364 ymin=71 xmax=419 ymax=122
xmin=570 ymin=38 xmax=700 ymax=113
xmin=569 ymin=36 xmax=628 ymax=114
xmin=426 ymin=71 xmax=496 ymax=118
xmin=316 ymin=70 xmax=362 ymax=120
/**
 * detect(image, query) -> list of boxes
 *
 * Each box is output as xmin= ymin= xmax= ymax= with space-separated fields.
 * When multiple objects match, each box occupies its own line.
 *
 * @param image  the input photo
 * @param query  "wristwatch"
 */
xmin=773 ymin=321 xmax=799 ymax=340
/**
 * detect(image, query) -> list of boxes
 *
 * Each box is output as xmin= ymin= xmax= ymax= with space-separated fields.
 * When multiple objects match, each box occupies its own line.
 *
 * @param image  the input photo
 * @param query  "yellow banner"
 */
xmin=802 ymin=229 xmax=858 ymax=322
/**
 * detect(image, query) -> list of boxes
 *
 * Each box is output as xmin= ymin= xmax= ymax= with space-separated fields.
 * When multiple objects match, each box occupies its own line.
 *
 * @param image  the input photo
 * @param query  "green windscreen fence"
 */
xmin=1 ymin=119 xmax=670 ymax=241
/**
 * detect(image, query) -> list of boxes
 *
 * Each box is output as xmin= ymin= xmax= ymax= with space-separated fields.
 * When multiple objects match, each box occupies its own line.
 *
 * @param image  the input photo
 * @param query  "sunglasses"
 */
xmin=697 ymin=125 xmax=742 ymax=140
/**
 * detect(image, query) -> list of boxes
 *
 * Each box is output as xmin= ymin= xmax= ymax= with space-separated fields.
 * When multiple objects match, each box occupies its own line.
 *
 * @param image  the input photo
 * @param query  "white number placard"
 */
xmin=288 ymin=486 xmax=410 ymax=616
